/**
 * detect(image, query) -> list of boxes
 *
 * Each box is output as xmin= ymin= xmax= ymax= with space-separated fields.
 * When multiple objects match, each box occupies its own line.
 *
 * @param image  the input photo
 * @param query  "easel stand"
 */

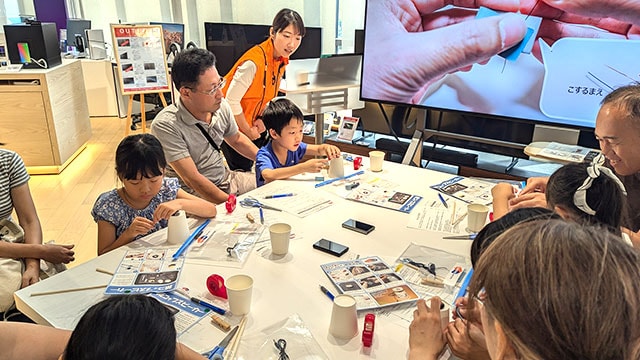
xmin=125 ymin=91 xmax=168 ymax=136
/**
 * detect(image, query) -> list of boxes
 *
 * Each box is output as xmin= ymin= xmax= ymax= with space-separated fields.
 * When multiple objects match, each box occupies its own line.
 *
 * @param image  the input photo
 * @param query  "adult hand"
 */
xmin=520 ymin=0 xmax=640 ymax=60
xmin=40 ymin=243 xmax=75 ymax=264
xmin=301 ymin=158 xmax=329 ymax=173
xmin=409 ymin=297 xmax=446 ymax=360
xmin=125 ymin=216 xmax=155 ymax=238
xmin=446 ymin=318 xmax=491 ymax=360
xmin=154 ymin=201 xmax=182 ymax=223
xmin=245 ymin=126 xmax=261 ymax=141
xmin=22 ymin=267 xmax=40 ymax=287
xmin=362 ymin=0 xmax=527 ymax=104
xmin=253 ymin=119 xmax=266 ymax=134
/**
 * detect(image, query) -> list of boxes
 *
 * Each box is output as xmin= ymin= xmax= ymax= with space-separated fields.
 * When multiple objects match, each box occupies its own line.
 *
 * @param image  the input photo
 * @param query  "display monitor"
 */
xmin=3 ymin=22 xmax=61 ymax=69
xmin=354 ymin=29 xmax=364 ymax=55
xmin=150 ymin=22 xmax=184 ymax=55
xmin=205 ymin=22 xmax=321 ymax=77
xmin=66 ymin=18 xmax=91 ymax=54
xmin=361 ymin=3 xmax=640 ymax=135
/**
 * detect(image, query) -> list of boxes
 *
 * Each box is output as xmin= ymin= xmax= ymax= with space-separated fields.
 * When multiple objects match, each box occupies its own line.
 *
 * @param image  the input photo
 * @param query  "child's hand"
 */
xmin=409 ymin=297 xmax=446 ymax=360
xmin=302 ymin=158 xmax=329 ymax=173
xmin=126 ymin=216 xmax=155 ymax=238
xmin=322 ymin=144 xmax=341 ymax=159
xmin=491 ymin=183 xmax=516 ymax=201
xmin=153 ymin=201 xmax=182 ymax=223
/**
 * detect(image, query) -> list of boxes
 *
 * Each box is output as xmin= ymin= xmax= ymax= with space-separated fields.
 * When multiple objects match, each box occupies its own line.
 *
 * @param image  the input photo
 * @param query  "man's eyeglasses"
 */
xmin=188 ymin=78 xmax=226 ymax=96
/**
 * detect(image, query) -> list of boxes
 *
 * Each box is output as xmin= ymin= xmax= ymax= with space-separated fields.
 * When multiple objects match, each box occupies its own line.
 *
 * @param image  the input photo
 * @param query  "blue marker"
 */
xmin=319 ymin=285 xmax=334 ymax=301
xmin=437 ymin=193 xmax=449 ymax=209
xmin=264 ymin=193 xmax=294 ymax=199
xmin=259 ymin=207 xmax=264 ymax=225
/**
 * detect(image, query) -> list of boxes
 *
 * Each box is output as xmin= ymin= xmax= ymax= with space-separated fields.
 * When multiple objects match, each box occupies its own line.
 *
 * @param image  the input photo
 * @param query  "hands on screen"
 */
xmin=520 ymin=0 xmax=640 ymax=61
xmin=362 ymin=0 xmax=527 ymax=104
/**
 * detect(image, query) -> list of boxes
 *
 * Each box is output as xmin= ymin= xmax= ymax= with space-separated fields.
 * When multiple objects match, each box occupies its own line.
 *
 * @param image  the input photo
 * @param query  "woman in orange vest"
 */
xmin=221 ymin=9 xmax=305 ymax=171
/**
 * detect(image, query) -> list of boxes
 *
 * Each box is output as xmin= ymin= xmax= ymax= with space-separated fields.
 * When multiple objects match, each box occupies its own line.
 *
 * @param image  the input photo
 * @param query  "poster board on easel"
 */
xmin=110 ymin=24 xmax=170 ymax=134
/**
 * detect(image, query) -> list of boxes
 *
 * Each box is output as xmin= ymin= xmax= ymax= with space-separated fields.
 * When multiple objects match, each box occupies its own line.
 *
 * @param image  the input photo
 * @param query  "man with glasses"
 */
xmin=151 ymin=48 xmax=258 ymax=204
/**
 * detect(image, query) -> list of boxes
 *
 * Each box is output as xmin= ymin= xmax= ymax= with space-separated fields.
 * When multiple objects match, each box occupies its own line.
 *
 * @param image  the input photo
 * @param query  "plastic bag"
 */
xmin=236 ymin=314 xmax=329 ymax=360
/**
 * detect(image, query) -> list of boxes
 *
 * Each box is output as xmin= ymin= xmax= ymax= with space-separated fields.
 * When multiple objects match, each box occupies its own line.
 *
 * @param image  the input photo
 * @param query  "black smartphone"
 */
xmin=342 ymin=219 xmax=375 ymax=235
xmin=313 ymin=239 xmax=349 ymax=257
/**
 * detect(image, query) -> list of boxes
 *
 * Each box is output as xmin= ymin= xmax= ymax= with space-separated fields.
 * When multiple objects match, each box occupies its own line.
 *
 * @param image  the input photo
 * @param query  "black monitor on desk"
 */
xmin=66 ymin=18 xmax=91 ymax=55
xmin=3 ymin=22 xmax=61 ymax=69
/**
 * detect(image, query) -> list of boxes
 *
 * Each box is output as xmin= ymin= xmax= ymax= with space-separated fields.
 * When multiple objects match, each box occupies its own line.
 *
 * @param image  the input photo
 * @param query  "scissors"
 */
xmin=207 ymin=325 xmax=239 ymax=359
xmin=238 ymin=196 xmax=281 ymax=211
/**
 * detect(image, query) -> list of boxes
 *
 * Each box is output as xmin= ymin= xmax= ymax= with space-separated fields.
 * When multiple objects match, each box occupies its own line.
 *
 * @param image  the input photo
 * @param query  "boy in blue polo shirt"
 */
xmin=255 ymin=98 xmax=341 ymax=187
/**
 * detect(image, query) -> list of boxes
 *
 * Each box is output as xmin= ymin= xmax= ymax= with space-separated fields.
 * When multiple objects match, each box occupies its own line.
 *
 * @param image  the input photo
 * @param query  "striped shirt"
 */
xmin=0 ymin=150 xmax=30 ymax=220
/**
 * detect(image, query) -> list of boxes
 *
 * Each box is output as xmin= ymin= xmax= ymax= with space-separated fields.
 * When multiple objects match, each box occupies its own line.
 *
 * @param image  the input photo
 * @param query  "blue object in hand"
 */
xmin=208 ymin=325 xmax=239 ymax=360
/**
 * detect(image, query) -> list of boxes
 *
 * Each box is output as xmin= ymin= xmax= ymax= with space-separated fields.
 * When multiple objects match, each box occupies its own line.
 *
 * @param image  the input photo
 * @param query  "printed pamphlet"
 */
xmin=430 ymin=176 xmax=493 ymax=205
xmin=320 ymin=256 xmax=420 ymax=310
xmin=105 ymin=248 xmax=184 ymax=295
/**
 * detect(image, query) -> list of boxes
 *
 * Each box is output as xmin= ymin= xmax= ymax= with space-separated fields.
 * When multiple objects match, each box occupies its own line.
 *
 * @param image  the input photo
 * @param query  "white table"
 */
xmin=14 ymin=158 xmax=471 ymax=359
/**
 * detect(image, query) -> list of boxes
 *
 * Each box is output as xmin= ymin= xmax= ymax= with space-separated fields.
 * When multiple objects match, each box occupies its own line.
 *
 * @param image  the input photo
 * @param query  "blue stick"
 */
xmin=315 ymin=170 xmax=364 ymax=188
xmin=172 ymin=219 xmax=211 ymax=260
xmin=455 ymin=268 xmax=474 ymax=300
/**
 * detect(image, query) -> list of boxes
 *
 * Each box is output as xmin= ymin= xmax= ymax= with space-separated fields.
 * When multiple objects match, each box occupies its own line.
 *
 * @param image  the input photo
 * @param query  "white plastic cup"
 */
xmin=369 ymin=151 xmax=385 ymax=172
xmin=329 ymin=294 xmax=359 ymax=339
xmin=328 ymin=157 xmax=345 ymax=178
xmin=269 ymin=223 xmax=291 ymax=255
xmin=467 ymin=203 xmax=489 ymax=233
xmin=226 ymin=275 xmax=253 ymax=316
xmin=440 ymin=302 xmax=451 ymax=330
xmin=167 ymin=210 xmax=190 ymax=245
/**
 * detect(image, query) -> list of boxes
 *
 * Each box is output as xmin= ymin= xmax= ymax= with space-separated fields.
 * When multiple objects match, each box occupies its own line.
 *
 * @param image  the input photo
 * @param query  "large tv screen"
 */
xmin=361 ymin=2 xmax=640 ymax=130
xmin=205 ymin=22 xmax=321 ymax=77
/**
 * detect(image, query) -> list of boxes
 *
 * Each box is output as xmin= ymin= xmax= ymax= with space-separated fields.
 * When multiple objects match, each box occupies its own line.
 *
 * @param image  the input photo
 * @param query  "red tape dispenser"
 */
xmin=225 ymin=194 xmax=237 ymax=213
xmin=362 ymin=313 xmax=375 ymax=347
xmin=206 ymin=274 xmax=228 ymax=299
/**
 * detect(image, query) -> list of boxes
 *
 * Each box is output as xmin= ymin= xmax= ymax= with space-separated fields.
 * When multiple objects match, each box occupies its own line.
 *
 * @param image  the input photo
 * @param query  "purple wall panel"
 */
xmin=34 ymin=0 xmax=67 ymax=31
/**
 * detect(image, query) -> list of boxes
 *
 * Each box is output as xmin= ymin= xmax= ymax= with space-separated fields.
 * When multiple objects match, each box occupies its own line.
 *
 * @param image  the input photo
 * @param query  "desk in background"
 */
xmin=15 ymin=158 xmax=470 ymax=359
xmin=0 ymin=59 xmax=91 ymax=174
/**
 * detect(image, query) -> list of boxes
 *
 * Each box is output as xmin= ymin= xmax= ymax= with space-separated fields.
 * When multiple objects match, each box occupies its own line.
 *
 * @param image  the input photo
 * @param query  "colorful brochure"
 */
xmin=320 ymin=256 xmax=420 ymax=310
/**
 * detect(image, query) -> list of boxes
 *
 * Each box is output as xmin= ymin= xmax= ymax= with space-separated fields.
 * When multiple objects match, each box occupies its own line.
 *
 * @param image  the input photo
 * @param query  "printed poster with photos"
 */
xmin=320 ymin=256 xmax=419 ymax=310
xmin=110 ymin=24 xmax=170 ymax=94
xmin=430 ymin=176 xmax=493 ymax=205
xmin=343 ymin=176 xmax=422 ymax=213
xmin=105 ymin=248 xmax=184 ymax=295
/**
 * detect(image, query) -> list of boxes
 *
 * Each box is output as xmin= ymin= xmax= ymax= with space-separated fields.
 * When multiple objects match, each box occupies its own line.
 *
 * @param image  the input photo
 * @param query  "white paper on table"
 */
xmin=407 ymin=196 xmax=467 ymax=234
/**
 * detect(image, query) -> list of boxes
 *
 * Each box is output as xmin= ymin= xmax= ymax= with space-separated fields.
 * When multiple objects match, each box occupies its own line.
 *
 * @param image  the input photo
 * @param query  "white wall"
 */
xmin=0 ymin=0 xmax=366 ymax=57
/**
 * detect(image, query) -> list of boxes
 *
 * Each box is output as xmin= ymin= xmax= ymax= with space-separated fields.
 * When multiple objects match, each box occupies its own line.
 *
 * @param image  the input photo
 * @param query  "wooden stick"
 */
xmin=225 ymin=316 xmax=247 ymax=360
xmin=210 ymin=314 xmax=231 ymax=332
xmin=95 ymin=268 xmax=115 ymax=276
xmin=30 ymin=284 xmax=107 ymax=297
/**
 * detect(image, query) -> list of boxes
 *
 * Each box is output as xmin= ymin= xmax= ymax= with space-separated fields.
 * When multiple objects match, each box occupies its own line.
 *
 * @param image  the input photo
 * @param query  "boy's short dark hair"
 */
xmin=260 ymin=98 xmax=304 ymax=135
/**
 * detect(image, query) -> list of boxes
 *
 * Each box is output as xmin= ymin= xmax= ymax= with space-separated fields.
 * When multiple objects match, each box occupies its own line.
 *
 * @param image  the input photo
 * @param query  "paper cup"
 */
xmin=226 ymin=274 xmax=253 ymax=315
xmin=167 ymin=210 xmax=190 ymax=245
xmin=329 ymin=294 xmax=358 ymax=339
xmin=369 ymin=151 xmax=385 ymax=172
xmin=467 ymin=203 xmax=489 ymax=233
xmin=328 ymin=157 xmax=345 ymax=178
xmin=269 ymin=223 xmax=291 ymax=255
xmin=440 ymin=302 xmax=451 ymax=330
